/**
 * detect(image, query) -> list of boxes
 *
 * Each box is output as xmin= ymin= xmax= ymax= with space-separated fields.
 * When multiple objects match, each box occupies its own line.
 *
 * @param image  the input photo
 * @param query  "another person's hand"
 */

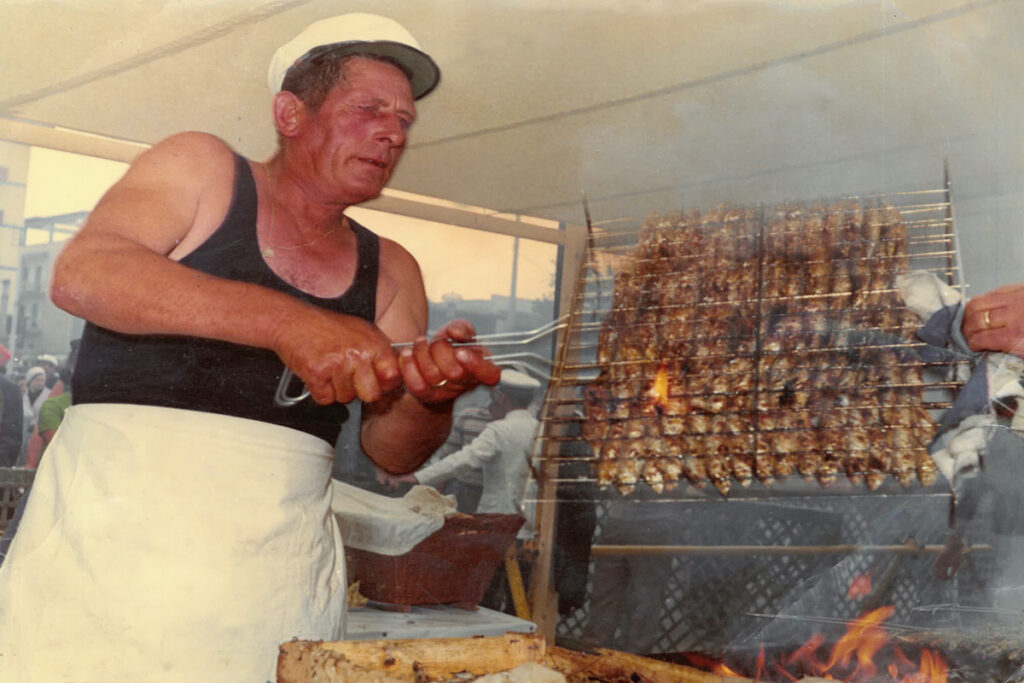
xmin=396 ymin=319 xmax=502 ymax=404
xmin=963 ymin=283 xmax=1024 ymax=358
xmin=273 ymin=306 xmax=402 ymax=405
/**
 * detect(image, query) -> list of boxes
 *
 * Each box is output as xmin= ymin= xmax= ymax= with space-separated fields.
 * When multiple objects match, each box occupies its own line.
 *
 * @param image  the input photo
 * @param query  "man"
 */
xmin=0 ymin=345 xmax=22 ymax=467
xmin=392 ymin=369 xmax=540 ymax=613
xmin=424 ymin=388 xmax=493 ymax=510
xmin=0 ymin=14 xmax=498 ymax=683
xmin=395 ymin=369 xmax=541 ymax=517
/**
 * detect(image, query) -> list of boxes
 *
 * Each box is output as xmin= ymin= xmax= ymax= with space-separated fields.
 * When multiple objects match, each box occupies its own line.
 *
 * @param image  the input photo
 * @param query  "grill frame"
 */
xmin=524 ymin=170 xmax=992 ymax=653
xmin=533 ymin=179 xmax=969 ymax=501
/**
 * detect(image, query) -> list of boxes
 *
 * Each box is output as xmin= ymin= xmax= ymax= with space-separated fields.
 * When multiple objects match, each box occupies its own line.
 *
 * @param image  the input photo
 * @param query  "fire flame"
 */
xmin=693 ymin=607 xmax=948 ymax=682
xmin=823 ymin=606 xmax=894 ymax=678
xmin=847 ymin=572 xmax=872 ymax=600
xmin=649 ymin=361 xmax=670 ymax=406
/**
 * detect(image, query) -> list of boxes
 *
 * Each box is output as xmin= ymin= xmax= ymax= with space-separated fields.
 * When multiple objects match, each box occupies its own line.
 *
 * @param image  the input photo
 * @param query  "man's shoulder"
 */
xmin=158 ymin=131 xmax=236 ymax=156
xmin=137 ymin=132 xmax=239 ymax=181
xmin=376 ymin=235 xmax=421 ymax=288
xmin=501 ymin=409 xmax=539 ymax=431
xmin=507 ymin=408 xmax=538 ymax=421
xmin=375 ymin=230 xmax=426 ymax=286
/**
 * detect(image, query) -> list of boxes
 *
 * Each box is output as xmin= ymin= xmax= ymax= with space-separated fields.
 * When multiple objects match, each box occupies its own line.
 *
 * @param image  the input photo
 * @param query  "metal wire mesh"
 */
xmin=538 ymin=180 xmax=990 ymax=663
xmin=536 ymin=185 xmax=968 ymax=498
xmin=553 ymin=493 xmax=983 ymax=657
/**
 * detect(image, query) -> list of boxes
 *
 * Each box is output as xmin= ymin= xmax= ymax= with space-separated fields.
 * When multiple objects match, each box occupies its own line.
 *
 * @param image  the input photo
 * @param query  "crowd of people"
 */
xmin=0 ymin=342 xmax=76 ymax=469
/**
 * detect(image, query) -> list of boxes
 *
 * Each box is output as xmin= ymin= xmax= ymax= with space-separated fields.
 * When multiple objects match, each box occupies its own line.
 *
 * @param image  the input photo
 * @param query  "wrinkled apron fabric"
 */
xmin=0 ymin=403 xmax=346 ymax=683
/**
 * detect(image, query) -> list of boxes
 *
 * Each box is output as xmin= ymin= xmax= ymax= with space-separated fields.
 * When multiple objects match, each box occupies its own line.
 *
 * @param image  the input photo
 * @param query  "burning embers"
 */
xmin=690 ymin=607 xmax=948 ymax=682
xmin=583 ymin=202 xmax=938 ymax=495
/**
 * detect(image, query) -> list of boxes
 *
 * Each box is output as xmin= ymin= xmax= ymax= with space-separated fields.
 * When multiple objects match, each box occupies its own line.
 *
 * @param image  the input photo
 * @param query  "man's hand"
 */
xmin=396 ymin=319 xmax=502 ymax=405
xmin=360 ymin=319 xmax=501 ymax=474
xmin=963 ymin=283 xmax=1024 ymax=358
xmin=273 ymin=305 xmax=402 ymax=405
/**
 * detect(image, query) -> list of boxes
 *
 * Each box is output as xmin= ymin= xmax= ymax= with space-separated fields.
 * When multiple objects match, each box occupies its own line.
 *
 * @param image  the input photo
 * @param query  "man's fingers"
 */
xmin=398 ymin=346 xmax=429 ymax=393
xmin=411 ymin=336 xmax=453 ymax=386
xmin=373 ymin=352 xmax=402 ymax=394
xmin=968 ymin=327 xmax=1024 ymax=357
xmin=438 ymin=319 xmax=476 ymax=343
xmin=428 ymin=339 xmax=468 ymax=382
xmin=455 ymin=347 xmax=502 ymax=386
xmin=351 ymin=364 xmax=384 ymax=403
xmin=307 ymin=377 xmax=336 ymax=405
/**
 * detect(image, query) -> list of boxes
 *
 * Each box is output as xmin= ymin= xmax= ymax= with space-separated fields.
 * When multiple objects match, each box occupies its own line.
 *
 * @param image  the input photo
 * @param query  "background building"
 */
xmin=0 ymin=140 xmax=29 ymax=354
xmin=16 ymin=212 xmax=86 ymax=362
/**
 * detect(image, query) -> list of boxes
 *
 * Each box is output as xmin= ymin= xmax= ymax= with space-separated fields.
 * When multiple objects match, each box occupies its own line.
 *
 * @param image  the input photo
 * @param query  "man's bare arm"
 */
xmin=361 ymin=240 xmax=500 ymax=473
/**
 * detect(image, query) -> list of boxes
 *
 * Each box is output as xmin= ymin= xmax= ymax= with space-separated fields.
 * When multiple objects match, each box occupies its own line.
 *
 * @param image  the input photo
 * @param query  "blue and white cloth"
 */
xmin=897 ymin=271 xmax=1024 ymax=499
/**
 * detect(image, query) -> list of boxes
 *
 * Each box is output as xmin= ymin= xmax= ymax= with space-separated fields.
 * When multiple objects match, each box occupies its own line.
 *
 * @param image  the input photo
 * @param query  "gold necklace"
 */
xmin=259 ymin=165 xmax=340 ymax=259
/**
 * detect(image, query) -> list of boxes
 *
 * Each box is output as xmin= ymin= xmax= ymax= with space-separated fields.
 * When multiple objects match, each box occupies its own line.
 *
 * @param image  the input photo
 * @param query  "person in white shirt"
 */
xmin=391 ymin=369 xmax=541 ymax=518
xmin=386 ymin=368 xmax=541 ymax=613
xmin=19 ymin=366 xmax=49 ymax=463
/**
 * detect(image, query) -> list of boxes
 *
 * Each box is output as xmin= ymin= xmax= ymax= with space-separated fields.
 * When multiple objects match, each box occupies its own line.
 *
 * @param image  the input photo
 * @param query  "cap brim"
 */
xmin=296 ymin=40 xmax=440 ymax=100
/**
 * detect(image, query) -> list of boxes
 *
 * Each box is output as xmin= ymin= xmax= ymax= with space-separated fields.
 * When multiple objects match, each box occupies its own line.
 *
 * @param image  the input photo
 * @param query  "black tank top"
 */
xmin=73 ymin=153 xmax=380 ymax=444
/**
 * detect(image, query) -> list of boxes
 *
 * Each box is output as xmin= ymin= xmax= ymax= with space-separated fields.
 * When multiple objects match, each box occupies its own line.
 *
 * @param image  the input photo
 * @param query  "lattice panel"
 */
xmin=554 ymin=494 xmax=975 ymax=656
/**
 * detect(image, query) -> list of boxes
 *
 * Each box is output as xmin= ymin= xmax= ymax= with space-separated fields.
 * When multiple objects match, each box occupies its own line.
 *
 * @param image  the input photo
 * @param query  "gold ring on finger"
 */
xmin=984 ymin=309 xmax=992 ymax=329
xmin=432 ymin=379 xmax=449 ymax=388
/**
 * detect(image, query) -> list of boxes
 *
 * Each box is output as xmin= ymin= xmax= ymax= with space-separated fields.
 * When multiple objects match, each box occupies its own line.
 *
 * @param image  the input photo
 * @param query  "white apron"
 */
xmin=0 ymin=403 xmax=347 ymax=683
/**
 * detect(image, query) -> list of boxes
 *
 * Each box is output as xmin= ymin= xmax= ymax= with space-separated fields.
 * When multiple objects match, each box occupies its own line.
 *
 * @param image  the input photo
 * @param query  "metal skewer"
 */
xmin=274 ymin=317 xmax=568 ymax=407
xmin=388 ymin=316 xmax=569 ymax=350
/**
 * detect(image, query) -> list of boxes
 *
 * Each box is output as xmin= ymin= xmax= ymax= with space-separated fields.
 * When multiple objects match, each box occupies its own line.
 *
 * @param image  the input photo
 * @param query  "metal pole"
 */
xmin=509 ymin=235 xmax=519 ymax=330
xmin=591 ymin=542 xmax=991 ymax=557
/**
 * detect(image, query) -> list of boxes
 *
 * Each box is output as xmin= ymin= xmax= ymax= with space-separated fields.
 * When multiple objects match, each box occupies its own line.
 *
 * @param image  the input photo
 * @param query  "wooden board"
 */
xmin=277 ymin=632 xmax=545 ymax=683
xmin=277 ymin=634 xmax=757 ymax=683
xmin=543 ymin=646 xmax=751 ymax=683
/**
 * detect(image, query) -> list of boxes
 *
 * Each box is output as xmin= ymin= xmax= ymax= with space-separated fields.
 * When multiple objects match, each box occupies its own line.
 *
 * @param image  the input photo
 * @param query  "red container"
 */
xmin=345 ymin=513 xmax=525 ymax=607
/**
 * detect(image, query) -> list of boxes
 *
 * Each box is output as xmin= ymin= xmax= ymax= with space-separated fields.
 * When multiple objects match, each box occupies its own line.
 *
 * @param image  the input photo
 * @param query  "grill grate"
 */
xmin=537 ymin=186 xmax=967 ymax=498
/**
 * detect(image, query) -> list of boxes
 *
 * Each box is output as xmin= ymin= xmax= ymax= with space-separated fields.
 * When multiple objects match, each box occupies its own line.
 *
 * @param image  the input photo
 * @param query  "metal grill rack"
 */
xmin=535 ymin=181 xmax=968 ymax=500
xmin=525 ymin=174 xmax=992 ymax=659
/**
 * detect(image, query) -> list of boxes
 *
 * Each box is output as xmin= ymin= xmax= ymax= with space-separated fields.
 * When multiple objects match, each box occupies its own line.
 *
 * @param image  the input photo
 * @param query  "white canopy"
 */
xmin=2 ymin=0 xmax=1021 ymax=291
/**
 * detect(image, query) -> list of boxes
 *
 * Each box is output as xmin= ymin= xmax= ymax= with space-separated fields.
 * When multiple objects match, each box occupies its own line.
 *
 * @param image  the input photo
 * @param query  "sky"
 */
xmin=23 ymin=146 xmax=557 ymax=303
xmin=25 ymin=146 xmax=127 ymax=218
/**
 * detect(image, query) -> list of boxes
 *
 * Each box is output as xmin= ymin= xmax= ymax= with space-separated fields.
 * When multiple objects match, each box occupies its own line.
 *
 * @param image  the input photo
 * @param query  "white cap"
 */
xmin=499 ymin=369 xmax=541 ymax=392
xmin=268 ymin=13 xmax=440 ymax=99
xmin=37 ymin=354 xmax=59 ymax=366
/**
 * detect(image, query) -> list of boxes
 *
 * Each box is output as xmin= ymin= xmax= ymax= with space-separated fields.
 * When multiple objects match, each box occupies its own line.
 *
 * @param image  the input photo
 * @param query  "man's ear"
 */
xmin=272 ymin=91 xmax=305 ymax=138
